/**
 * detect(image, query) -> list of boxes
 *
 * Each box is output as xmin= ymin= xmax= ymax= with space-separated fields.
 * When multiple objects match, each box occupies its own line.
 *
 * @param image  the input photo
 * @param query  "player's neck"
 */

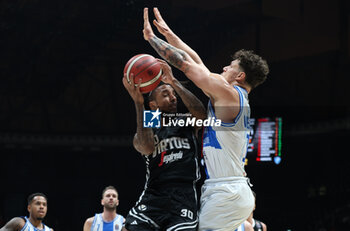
xmin=247 ymin=213 xmax=254 ymax=223
xmin=29 ymin=217 xmax=43 ymax=229
xmin=102 ymin=209 xmax=117 ymax=222
xmin=233 ymin=82 xmax=251 ymax=94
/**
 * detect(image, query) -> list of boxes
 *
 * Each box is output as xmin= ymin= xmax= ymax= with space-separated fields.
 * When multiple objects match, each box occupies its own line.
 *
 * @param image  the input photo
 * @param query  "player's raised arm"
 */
xmin=122 ymin=73 xmax=155 ymax=155
xmin=143 ymin=8 xmax=232 ymax=102
xmin=157 ymin=59 xmax=206 ymax=123
xmin=152 ymin=8 xmax=207 ymax=70
xmin=143 ymin=8 xmax=192 ymax=72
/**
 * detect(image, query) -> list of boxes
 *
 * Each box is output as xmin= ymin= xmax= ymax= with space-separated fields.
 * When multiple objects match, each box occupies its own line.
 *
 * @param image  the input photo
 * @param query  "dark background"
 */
xmin=0 ymin=0 xmax=349 ymax=230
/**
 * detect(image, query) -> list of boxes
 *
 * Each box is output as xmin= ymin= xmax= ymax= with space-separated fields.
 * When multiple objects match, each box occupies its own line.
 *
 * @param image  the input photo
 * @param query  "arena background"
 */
xmin=0 ymin=0 xmax=349 ymax=230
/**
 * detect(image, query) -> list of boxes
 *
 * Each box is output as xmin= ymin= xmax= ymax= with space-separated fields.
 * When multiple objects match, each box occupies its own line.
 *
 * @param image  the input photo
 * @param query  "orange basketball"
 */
xmin=124 ymin=54 xmax=162 ymax=93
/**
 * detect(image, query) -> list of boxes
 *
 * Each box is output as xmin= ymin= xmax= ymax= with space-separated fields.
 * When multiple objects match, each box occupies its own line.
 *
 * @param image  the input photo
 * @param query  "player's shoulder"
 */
xmin=11 ymin=217 xmax=26 ymax=224
xmin=84 ymin=216 xmax=95 ymax=225
xmin=2 ymin=217 xmax=26 ymax=230
xmin=244 ymin=220 xmax=254 ymax=231
xmin=83 ymin=216 xmax=95 ymax=231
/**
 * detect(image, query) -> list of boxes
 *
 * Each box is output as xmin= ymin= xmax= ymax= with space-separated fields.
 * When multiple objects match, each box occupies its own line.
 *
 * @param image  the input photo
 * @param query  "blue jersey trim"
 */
xmin=21 ymin=216 xmax=49 ymax=231
xmin=203 ymin=126 xmax=222 ymax=149
xmin=91 ymin=214 xmax=98 ymax=230
xmin=207 ymin=86 xmax=244 ymax=127
xmin=233 ymin=86 xmax=244 ymax=124
xmin=20 ymin=217 xmax=28 ymax=231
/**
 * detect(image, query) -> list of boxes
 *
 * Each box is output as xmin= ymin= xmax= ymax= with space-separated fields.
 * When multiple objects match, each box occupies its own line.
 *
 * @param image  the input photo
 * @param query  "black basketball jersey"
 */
xmin=143 ymin=118 xmax=200 ymax=189
xmin=253 ymin=219 xmax=264 ymax=231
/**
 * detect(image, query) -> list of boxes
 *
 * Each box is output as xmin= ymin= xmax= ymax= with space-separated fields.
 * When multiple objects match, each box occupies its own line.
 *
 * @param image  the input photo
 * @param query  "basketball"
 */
xmin=124 ymin=54 xmax=162 ymax=93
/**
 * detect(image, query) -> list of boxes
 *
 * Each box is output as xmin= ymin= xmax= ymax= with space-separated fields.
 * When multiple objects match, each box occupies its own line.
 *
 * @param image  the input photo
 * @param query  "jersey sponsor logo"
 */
xmin=153 ymin=135 xmax=190 ymax=157
xmin=159 ymin=151 xmax=184 ymax=166
xmin=143 ymin=109 xmax=161 ymax=128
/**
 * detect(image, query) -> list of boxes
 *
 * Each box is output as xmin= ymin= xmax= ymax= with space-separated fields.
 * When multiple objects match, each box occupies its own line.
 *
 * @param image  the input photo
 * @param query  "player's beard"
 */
xmin=104 ymin=204 xmax=117 ymax=211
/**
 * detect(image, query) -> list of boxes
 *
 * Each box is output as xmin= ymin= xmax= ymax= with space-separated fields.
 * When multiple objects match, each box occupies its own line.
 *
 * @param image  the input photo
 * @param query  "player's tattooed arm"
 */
xmin=122 ymin=73 xmax=154 ymax=155
xmin=133 ymin=103 xmax=155 ymax=155
xmin=158 ymin=59 xmax=206 ymax=122
xmin=149 ymin=36 xmax=191 ymax=74
xmin=0 ymin=217 xmax=25 ymax=231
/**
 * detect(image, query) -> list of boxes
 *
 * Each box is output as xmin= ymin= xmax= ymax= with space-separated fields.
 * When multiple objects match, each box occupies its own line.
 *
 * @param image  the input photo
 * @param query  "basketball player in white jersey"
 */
xmin=0 ymin=193 xmax=53 ymax=231
xmin=83 ymin=186 xmax=125 ymax=231
xmin=142 ymin=7 xmax=269 ymax=231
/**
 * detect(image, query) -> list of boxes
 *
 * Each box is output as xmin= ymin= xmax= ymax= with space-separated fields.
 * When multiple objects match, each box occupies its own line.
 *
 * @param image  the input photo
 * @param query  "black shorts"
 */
xmin=125 ymin=186 xmax=198 ymax=231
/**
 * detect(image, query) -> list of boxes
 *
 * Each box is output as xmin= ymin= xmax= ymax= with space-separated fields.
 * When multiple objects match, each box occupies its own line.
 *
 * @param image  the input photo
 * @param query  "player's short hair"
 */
xmin=232 ymin=49 xmax=269 ymax=89
xmin=102 ymin=186 xmax=118 ymax=198
xmin=27 ymin=193 xmax=47 ymax=205
xmin=148 ymin=82 xmax=165 ymax=102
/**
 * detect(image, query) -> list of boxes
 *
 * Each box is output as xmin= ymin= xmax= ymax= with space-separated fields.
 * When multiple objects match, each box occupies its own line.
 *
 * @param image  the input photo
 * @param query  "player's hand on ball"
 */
xmin=157 ymin=59 xmax=175 ymax=85
xmin=122 ymin=73 xmax=144 ymax=105
xmin=143 ymin=8 xmax=155 ymax=41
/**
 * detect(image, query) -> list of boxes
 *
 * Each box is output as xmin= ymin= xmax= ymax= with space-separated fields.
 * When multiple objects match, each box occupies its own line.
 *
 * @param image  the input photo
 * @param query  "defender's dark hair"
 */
xmin=232 ymin=49 xmax=269 ymax=89
xmin=102 ymin=186 xmax=118 ymax=198
xmin=27 ymin=193 xmax=47 ymax=205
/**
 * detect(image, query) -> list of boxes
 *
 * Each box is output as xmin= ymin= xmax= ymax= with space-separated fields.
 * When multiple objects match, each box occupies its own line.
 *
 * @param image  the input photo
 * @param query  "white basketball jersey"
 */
xmin=21 ymin=217 xmax=51 ymax=231
xmin=91 ymin=213 xmax=124 ymax=231
xmin=202 ymin=86 xmax=250 ymax=179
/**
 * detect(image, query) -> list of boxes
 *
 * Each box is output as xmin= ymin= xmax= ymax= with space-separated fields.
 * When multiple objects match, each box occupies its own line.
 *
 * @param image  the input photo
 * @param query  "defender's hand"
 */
xmin=143 ymin=8 xmax=155 ymax=41
xmin=122 ymin=73 xmax=144 ymax=105
xmin=153 ymin=7 xmax=173 ymax=37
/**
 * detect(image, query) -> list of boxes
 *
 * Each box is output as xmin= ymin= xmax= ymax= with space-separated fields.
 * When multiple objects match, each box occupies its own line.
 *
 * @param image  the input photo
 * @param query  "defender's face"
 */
xmin=153 ymin=85 xmax=177 ymax=113
xmin=102 ymin=189 xmax=119 ymax=209
xmin=28 ymin=196 xmax=47 ymax=220
xmin=222 ymin=59 xmax=242 ymax=80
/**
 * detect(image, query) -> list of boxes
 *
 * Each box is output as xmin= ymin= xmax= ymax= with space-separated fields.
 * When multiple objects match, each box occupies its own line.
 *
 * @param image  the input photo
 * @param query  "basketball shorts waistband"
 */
xmin=204 ymin=176 xmax=249 ymax=185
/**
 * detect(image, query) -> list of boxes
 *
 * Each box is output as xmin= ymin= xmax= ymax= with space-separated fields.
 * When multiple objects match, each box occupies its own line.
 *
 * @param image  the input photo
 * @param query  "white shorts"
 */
xmin=198 ymin=177 xmax=254 ymax=231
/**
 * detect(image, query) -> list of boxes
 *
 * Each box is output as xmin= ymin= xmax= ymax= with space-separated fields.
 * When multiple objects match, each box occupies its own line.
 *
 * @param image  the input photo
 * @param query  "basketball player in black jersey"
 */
xmin=122 ymin=59 xmax=206 ymax=231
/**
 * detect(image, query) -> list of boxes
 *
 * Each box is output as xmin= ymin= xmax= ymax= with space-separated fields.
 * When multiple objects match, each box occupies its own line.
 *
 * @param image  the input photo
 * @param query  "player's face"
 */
xmin=101 ymin=189 xmax=119 ymax=210
xmin=153 ymin=85 xmax=177 ymax=113
xmin=222 ymin=59 xmax=242 ymax=81
xmin=28 ymin=196 xmax=47 ymax=220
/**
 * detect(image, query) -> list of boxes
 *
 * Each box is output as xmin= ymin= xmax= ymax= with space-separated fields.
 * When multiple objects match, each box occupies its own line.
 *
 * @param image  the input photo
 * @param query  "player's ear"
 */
xmin=101 ymin=198 xmax=104 ymax=206
xmin=27 ymin=204 xmax=31 ymax=213
xmin=149 ymin=100 xmax=157 ymax=110
xmin=237 ymin=71 xmax=246 ymax=81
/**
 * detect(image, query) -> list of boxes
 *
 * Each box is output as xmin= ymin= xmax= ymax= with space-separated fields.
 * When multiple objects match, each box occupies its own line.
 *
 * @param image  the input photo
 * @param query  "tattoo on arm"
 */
xmin=134 ymin=103 xmax=154 ymax=153
xmin=172 ymin=80 xmax=206 ymax=121
xmin=149 ymin=36 xmax=190 ymax=73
